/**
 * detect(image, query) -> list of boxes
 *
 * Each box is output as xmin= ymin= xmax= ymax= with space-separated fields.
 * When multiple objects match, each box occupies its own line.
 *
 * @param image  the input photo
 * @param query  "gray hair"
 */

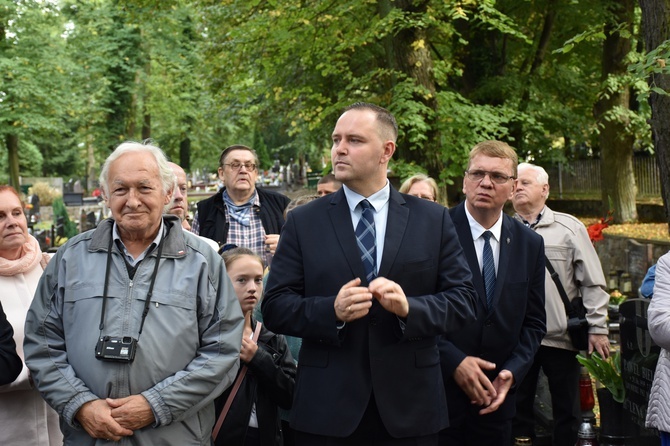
xmin=518 ymin=162 xmax=550 ymax=198
xmin=99 ymin=141 xmax=176 ymax=197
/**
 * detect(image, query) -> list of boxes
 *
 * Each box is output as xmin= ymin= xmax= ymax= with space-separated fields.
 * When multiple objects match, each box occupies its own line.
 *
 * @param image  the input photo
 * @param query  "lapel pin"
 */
xmin=507 ymin=237 xmax=510 ymax=244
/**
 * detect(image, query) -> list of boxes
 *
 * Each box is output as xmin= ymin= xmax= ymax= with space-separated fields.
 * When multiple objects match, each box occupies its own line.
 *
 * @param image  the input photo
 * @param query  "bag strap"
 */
xmin=212 ymin=321 xmax=263 ymax=441
xmin=545 ymin=255 xmax=578 ymax=319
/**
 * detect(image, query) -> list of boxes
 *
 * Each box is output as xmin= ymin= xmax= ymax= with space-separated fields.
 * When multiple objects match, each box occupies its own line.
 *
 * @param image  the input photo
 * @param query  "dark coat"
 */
xmin=262 ymin=187 xmax=477 ymax=438
xmin=0 ymin=301 xmax=21 ymax=386
xmin=195 ymin=187 xmax=291 ymax=247
xmin=214 ymin=321 xmax=296 ymax=446
xmin=439 ymin=202 xmax=547 ymax=422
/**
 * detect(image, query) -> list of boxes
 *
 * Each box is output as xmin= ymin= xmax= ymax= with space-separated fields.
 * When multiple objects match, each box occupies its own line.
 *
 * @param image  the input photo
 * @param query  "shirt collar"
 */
xmin=520 ymin=206 xmax=545 ymax=229
xmin=342 ymin=181 xmax=390 ymax=212
xmin=112 ymin=219 xmax=165 ymax=260
xmin=464 ymin=205 xmax=503 ymax=243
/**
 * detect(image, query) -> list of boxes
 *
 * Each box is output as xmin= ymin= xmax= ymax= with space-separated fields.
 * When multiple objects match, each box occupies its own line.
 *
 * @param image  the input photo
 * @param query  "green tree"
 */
xmin=194 ymin=0 xmax=648 ymax=198
xmin=61 ymin=0 xmax=145 ymax=187
xmin=638 ymin=0 xmax=670 ymax=230
xmin=61 ymin=0 xmax=218 ymax=182
xmin=0 ymin=0 xmax=76 ymax=187
xmin=594 ymin=0 xmax=638 ymax=223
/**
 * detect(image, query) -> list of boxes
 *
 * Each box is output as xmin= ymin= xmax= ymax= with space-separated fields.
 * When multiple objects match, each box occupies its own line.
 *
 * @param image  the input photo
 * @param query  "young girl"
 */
xmin=214 ymin=247 xmax=296 ymax=446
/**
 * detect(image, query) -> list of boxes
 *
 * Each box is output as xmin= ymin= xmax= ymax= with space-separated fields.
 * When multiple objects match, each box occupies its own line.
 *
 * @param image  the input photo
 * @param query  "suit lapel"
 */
xmin=377 ymin=189 xmax=408 ymax=278
xmin=491 ymin=214 xmax=513 ymax=311
xmin=328 ymin=190 xmax=368 ymax=281
xmin=452 ymin=203 xmax=487 ymax=307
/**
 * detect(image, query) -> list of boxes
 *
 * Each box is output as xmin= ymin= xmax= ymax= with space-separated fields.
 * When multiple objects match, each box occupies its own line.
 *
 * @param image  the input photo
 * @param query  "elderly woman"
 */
xmin=399 ymin=173 xmax=441 ymax=204
xmin=0 ymin=185 xmax=61 ymax=445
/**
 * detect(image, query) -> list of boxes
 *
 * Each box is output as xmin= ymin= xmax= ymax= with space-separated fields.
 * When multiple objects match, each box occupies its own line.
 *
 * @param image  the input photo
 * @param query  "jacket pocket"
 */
xmin=545 ymin=245 xmax=571 ymax=263
xmin=147 ymin=286 xmax=197 ymax=311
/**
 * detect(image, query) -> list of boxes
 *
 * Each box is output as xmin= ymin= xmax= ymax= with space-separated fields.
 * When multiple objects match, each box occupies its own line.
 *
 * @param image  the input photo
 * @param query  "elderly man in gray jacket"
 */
xmin=24 ymin=142 xmax=244 ymax=445
xmin=510 ymin=162 xmax=610 ymax=446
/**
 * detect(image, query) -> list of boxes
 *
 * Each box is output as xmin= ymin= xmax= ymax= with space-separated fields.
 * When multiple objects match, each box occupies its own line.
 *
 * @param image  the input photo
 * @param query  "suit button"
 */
xmin=370 ymin=317 xmax=377 ymax=326
xmin=485 ymin=320 xmax=493 ymax=327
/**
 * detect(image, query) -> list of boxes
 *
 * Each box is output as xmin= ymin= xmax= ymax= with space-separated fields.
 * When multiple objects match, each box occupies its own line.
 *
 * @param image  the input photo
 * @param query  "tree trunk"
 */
xmin=87 ymin=134 xmax=97 ymax=192
xmin=141 ymin=54 xmax=151 ymax=141
xmin=179 ymin=137 xmax=191 ymax=171
xmin=377 ymin=0 xmax=397 ymax=92
xmin=639 ymin=0 xmax=670 ymax=232
xmin=141 ymin=110 xmax=151 ymax=140
xmin=594 ymin=0 xmax=637 ymax=223
xmin=510 ymin=2 xmax=558 ymax=155
xmin=6 ymin=133 xmax=19 ymax=189
xmin=386 ymin=0 xmax=441 ymax=177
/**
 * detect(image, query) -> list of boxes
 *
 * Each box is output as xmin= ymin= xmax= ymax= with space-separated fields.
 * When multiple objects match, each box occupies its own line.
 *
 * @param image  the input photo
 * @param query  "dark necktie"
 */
xmin=356 ymin=199 xmax=377 ymax=282
xmin=482 ymin=231 xmax=496 ymax=311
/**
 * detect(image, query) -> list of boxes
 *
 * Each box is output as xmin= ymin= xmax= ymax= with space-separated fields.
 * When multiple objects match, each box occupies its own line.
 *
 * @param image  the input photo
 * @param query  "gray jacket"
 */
xmin=24 ymin=216 xmax=244 ymax=445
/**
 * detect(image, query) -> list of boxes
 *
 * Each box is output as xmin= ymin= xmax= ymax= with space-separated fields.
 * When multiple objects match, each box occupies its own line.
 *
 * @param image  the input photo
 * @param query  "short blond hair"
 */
xmin=468 ymin=140 xmax=518 ymax=178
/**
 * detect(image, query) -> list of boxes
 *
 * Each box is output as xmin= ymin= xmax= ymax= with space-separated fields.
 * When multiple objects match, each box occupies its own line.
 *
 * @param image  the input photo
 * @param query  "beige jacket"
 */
xmin=516 ymin=206 xmax=609 ymax=351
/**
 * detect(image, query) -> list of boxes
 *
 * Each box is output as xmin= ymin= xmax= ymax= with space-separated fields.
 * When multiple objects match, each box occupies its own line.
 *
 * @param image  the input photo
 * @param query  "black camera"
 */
xmin=95 ymin=336 xmax=137 ymax=362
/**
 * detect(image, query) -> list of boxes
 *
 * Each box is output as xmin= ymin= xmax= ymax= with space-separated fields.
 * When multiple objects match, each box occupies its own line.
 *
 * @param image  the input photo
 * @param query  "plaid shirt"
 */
xmin=226 ymin=202 xmax=267 ymax=258
xmin=191 ymin=211 xmax=201 ymax=235
xmin=191 ymin=190 xmax=265 ymax=257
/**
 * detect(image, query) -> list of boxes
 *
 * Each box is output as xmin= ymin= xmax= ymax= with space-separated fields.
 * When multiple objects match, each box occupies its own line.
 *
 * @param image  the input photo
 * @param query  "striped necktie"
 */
xmin=356 ymin=199 xmax=377 ymax=283
xmin=482 ymin=230 xmax=496 ymax=311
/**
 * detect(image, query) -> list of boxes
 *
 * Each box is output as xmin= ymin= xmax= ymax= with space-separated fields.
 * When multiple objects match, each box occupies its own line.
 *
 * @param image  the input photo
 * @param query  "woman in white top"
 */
xmin=0 ymin=186 xmax=61 ymax=445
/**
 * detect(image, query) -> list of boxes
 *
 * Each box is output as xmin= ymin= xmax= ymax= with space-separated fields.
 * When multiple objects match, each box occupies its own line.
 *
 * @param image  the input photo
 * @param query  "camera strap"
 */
xmin=98 ymin=228 xmax=166 ymax=339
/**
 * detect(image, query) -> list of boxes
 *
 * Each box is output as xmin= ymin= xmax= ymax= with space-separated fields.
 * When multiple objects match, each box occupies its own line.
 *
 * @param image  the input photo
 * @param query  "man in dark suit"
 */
xmin=438 ymin=140 xmax=546 ymax=446
xmin=262 ymin=102 xmax=477 ymax=445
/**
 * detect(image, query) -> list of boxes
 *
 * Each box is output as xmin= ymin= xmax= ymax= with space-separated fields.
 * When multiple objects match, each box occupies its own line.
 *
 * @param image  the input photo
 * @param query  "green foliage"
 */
xmin=389 ymin=160 xmax=428 ymax=184
xmin=553 ymin=26 xmax=607 ymax=55
xmin=0 ymin=0 xmax=78 ymax=185
xmin=17 ymin=140 xmax=44 ymax=178
xmin=0 ymin=0 xmax=653 ymax=197
xmin=51 ymin=198 xmax=78 ymax=239
xmin=577 ymin=351 xmax=624 ymax=403
xmin=628 ymin=38 xmax=670 ymax=101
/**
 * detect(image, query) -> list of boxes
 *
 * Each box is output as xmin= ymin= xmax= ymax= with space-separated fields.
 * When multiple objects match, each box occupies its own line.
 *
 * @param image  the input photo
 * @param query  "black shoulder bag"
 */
xmin=545 ymin=255 xmax=589 ymax=351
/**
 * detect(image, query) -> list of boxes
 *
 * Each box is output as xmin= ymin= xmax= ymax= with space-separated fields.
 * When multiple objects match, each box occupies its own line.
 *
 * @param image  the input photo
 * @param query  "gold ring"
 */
xmin=347 ymin=306 xmax=351 ymax=312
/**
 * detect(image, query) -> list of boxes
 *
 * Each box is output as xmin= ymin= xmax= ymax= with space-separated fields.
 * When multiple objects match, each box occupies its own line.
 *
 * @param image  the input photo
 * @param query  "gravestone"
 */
xmin=627 ymin=240 xmax=653 ymax=292
xmin=62 ymin=192 xmax=84 ymax=206
xmin=618 ymin=299 xmax=660 ymax=445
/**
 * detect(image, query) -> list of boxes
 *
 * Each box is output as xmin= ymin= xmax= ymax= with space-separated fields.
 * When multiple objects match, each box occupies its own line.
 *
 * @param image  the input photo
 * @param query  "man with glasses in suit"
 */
xmin=439 ymin=140 xmax=546 ymax=446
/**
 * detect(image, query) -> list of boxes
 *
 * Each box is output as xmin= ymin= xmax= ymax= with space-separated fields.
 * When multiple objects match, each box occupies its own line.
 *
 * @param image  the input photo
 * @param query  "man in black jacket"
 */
xmin=192 ymin=145 xmax=291 ymax=257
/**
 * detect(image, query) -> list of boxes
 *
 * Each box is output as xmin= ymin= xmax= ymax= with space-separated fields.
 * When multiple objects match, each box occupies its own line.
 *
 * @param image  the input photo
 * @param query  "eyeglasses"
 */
xmin=223 ymin=162 xmax=257 ymax=171
xmin=465 ymin=170 xmax=515 ymax=184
